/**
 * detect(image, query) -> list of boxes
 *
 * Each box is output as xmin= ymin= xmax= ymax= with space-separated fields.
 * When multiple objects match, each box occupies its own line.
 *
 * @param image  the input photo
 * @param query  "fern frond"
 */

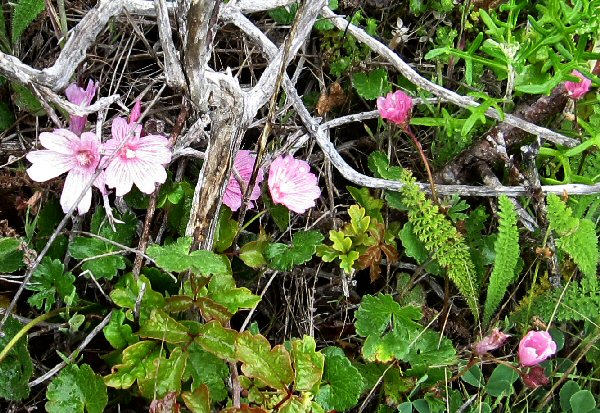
xmin=483 ymin=196 xmax=520 ymax=325
xmin=395 ymin=170 xmax=480 ymax=318
xmin=547 ymin=194 xmax=599 ymax=280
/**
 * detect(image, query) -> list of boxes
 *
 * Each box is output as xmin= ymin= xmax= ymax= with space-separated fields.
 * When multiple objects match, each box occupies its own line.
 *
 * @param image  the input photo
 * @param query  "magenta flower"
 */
xmin=26 ymin=129 xmax=101 ymax=214
xmin=268 ymin=155 xmax=321 ymax=214
xmin=129 ymin=99 xmax=142 ymax=125
xmin=565 ymin=70 xmax=591 ymax=100
xmin=65 ymin=80 xmax=98 ymax=136
xmin=518 ymin=331 xmax=557 ymax=367
xmin=103 ymin=117 xmax=171 ymax=196
xmin=223 ymin=150 xmax=264 ymax=211
xmin=377 ymin=90 xmax=413 ymax=126
xmin=474 ymin=328 xmax=510 ymax=355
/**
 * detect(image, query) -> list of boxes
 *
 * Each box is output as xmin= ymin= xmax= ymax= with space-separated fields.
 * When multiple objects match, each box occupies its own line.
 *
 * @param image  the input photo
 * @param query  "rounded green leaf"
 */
xmin=570 ymin=390 xmax=597 ymax=413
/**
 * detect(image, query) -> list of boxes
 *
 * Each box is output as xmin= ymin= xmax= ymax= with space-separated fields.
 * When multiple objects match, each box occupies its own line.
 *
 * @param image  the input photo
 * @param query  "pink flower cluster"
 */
xmin=377 ymin=90 xmax=413 ymax=127
xmin=223 ymin=153 xmax=321 ymax=214
xmin=565 ymin=70 xmax=592 ymax=100
xmin=26 ymin=82 xmax=171 ymax=214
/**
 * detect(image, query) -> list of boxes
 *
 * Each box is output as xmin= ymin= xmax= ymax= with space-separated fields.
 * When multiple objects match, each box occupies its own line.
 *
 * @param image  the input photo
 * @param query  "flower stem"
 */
xmin=403 ymin=125 xmax=439 ymax=205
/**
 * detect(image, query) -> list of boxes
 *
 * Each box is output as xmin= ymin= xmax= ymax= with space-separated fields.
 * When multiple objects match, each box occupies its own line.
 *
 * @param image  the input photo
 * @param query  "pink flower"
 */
xmin=518 ymin=331 xmax=557 ymax=367
xmin=522 ymin=366 xmax=550 ymax=389
xmin=26 ymin=129 xmax=101 ymax=214
xmin=565 ymin=70 xmax=591 ymax=100
xmin=377 ymin=90 xmax=413 ymax=126
xmin=474 ymin=328 xmax=510 ymax=355
xmin=223 ymin=150 xmax=264 ymax=211
xmin=268 ymin=155 xmax=321 ymax=214
xmin=65 ymin=80 xmax=98 ymax=136
xmin=129 ymin=99 xmax=142 ymax=125
xmin=103 ymin=117 xmax=171 ymax=196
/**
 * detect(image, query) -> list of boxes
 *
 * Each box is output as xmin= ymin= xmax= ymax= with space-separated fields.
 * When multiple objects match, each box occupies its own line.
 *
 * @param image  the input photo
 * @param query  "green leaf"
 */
xmin=69 ymin=237 xmax=125 ymax=280
xmin=570 ymin=390 xmax=597 ymax=413
xmin=185 ymin=343 xmax=229 ymax=402
xmin=560 ymin=380 xmax=581 ymax=412
xmin=399 ymin=223 xmax=428 ymax=264
xmin=485 ymin=364 xmax=518 ymax=397
xmin=182 ymin=384 xmax=211 ymax=413
xmin=103 ymin=310 xmax=138 ymax=350
xmin=235 ymin=331 xmax=294 ymax=391
xmin=0 ymin=316 xmax=33 ymax=401
xmin=0 ymin=101 xmax=15 ymax=131
xmin=265 ymin=231 xmax=324 ymax=271
xmin=0 ymin=237 xmax=23 ymax=273
xmin=11 ymin=82 xmax=44 ymax=115
xmin=347 ymin=186 xmax=384 ymax=222
xmin=26 ymin=257 xmax=77 ymax=311
xmin=215 ymin=207 xmax=237 ymax=253
xmin=348 ymin=205 xmax=370 ymax=235
xmin=45 ymin=364 xmax=108 ymax=413
xmin=207 ymin=273 xmax=261 ymax=313
xmin=355 ymin=294 xmax=421 ymax=337
xmin=268 ymin=3 xmax=298 ymax=25
xmin=138 ymin=347 xmax=188 ymax=399
xmin=330 ymin=230 xmax=352 ymax=253
xmin=195 ymin=321 xmax=238 ymax=362
xmin=315 ymin=347 xmax=364 ymax=411
xmin=11 ymin=0 xmax=45 ymax=44
xmin=239 ymin=239 xmax=268 ymax=268
xmin=137 ymin=309 xmax=191 ymax=344
xmin=103 ymin=341 xmax=160 ymax=389
xmin=291 ymin=336 xmax=324 ymax=392
xmin=147 ymin=237 xmax=232 ymax=275
xmin=109 ymin=274 xmax=165 ymax=324
xmin=351 ymin=69 xmax=392 ymax=100
xmin=483 ymin=195 xmax=520 ymax=325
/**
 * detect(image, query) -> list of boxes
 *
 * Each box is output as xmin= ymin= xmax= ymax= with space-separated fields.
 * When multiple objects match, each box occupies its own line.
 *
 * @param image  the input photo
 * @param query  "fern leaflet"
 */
xmin=483 ymin=196 xmax=520 ymax=325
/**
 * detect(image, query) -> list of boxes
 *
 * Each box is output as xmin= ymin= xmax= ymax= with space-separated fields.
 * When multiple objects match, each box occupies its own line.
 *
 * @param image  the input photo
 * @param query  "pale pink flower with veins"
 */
xmin=26 ymin=129 xmax=101 ymax=214
xmin=103 ymin=117 xmax=171 ymax=196
xmin=565 ymin=70 xmax=591 ymax=100
xmin=268 ymin=155 xmax=321 ymax=214
xmin=474 ymin=328 xmax=510 ymax=355
xmin=377 ymin=90 xmax=413 ymax=127
xmin=223 ymin=150 xmax=264 ymax=211
xmin=65 ymin=80 xmax=98 ymax=136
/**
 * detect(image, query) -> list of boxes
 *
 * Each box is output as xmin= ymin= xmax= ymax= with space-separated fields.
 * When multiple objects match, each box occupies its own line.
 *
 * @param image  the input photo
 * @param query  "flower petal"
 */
xmin=39 ymin=129 xmax=79 ymax=154
xmin=105 ymin=158 xmax=134 ymax=196
xmin=135 ymin=135 xmax=172 ymax=164
xmin=111 ymin=117 xmax=132 ymax=142
xmin=26 ymin=150 xmax=76 ymax=181
xmin=60 ymin=168 xmax=93 ymax=214
xmin=130 ymin=159 xmax=167 ymax=194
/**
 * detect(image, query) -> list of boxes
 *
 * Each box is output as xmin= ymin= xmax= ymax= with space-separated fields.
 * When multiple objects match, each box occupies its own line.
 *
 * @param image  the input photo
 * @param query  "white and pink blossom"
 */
xmin=268 ymin=155 xmax=321 ymax=214
xmin=223 ymin=150 xmax=264 ymax=211
xmin=65 ymin=80 xmax=98 ymax=136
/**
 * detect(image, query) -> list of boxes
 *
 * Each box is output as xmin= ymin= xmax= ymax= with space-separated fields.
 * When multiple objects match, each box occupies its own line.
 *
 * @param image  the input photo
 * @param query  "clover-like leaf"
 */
xmin=355 ymin=294 xmax=421 ymax=337
xmin=0 ymin=237 xmax=24 ymax=273
xmin=0 ymin=316 xmax=33 ymax=401
xmin=330 ymin=230 xmax=352 ymax=253
xmin=46 ymin=364 xmax=107 ymax=413
xmin=235 ymin=331 xmax=294 ymax=391
xmin=147 ymin=237 xmax=232 ymax=275
xmin=315 ymin=347 xmax=364 ymax=411
xmin=348 ymin=205 xmax=371 ymax=235
xmin=265 ymin=231 xmax=324 ymax=271
xmin=352 ymin=69 xmax=392 ymax=100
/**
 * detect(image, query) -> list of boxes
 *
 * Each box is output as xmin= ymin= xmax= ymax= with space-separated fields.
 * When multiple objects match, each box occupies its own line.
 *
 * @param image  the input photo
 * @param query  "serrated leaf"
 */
xmin=45 ymin=364 xmax=107 ymax=413
xmin=138 ymin=347 xmax=188 ymax=399
xmin=207 ymin=273 xmax=261 ymax=313
xmin=11 ymin=0 xmax=46 ymax=44
xmin=355 ymin=294 xmax=421 ymax=337
xmin=137 ymin=309 xmax=190 ymax=344
xmin=348 ymin=205 xmax=370 ymax=235
xmin=329 ymin=230 xmax=352 ymax=253
xmin=352 ymin=69 xmax=392 ymax=100
xmin=103 ymin=341 xmax=160 ymax=389
xmin=235 ymin=331 xmax=294 ymax=390
xmin=340 ymin=250 xmax=360 ymax=273
xmin=147 ymin=237 xmax=232 ymax=275
xmin=265 ymin=231 xmax=324 ymax=271
xmin=69 ymin=237 xmax=125 ymax=280
xmin=0 ymin=237 xmax=24 ymax=273
xmin=26 ymin=257 xmax=77 ymax=311
xmin=103 ymin=310 xmax=138 ymax=350
xmin=239 ymin=239 xmax=268 ymax=268
xmin=185 ymin=343 xmax=229 ymax=402
xmin=0 ymin=316 xmax=33 ymax=401
xmin=367 ymin=151 xmax=404 ymax=181
xmin=291 ymin=336 xmax=324 ymax=392
xmin=347 ymin=186 xmax=384 ymax=222
xmin=109 ymin=274 xmax=165 ymax=324
xmin=315 ymin=348 xmax=364 ymax=411
xmin=196 ymin=321 xmax=238 ymax=362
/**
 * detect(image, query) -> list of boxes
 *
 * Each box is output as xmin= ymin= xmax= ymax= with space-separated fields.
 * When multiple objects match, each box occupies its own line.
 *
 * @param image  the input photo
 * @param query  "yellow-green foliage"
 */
xmin=483 ymin=196 xmax=520 ymax=325
xmin=396 ymin=172 xmax=480 ymax=318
